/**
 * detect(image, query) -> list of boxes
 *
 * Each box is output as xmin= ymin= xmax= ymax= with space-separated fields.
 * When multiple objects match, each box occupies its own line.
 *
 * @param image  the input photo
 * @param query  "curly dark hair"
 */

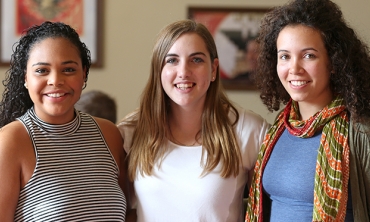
xmin=0 ymin=21 xmax=91 ymax=127
xmin=256 ymin=0 xmax=370 ymax=123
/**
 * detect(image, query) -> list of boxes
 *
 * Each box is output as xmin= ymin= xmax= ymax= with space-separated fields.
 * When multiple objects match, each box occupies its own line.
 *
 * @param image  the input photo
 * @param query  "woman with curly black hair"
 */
xmin=0 ymin=21 xmax=127 ymax=221
xmin=246 ymin=0 xmax=370 ymax=221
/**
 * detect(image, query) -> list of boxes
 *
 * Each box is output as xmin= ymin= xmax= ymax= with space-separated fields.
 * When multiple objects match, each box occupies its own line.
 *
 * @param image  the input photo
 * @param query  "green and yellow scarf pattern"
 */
xmin=246 ymin=97 xmax=350 ymax=222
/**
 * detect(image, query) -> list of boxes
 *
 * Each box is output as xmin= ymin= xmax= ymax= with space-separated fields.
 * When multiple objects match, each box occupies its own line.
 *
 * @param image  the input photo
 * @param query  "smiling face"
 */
xmin=277 ymin=25 xmax=333 ymax=118
xmin=161 ymin=33 xmax=218 ymax=110
xmin=25 ymin=37 xmax=86 ymax=124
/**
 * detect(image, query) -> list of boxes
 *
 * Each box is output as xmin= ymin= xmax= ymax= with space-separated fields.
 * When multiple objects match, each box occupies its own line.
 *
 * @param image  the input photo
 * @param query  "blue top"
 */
xmin=262 ymin=129 xmax=353 ymax=221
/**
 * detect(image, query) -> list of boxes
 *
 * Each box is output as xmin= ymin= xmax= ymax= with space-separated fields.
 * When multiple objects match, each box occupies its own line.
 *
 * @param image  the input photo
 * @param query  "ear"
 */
xmin=211 ymin=58 xmax=219 ymax=81
xmin=83 ymin=67 xmax=87 ymax=80
xmin=22 ymin=74 xmax=28 ymax=89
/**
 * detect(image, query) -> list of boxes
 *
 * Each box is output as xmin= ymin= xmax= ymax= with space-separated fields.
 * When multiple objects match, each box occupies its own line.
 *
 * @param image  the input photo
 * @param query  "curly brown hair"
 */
xmin=256 ymin=0 xmax=370 ymax=123
xmin=0 ymin=21 xmax=91 ymax=127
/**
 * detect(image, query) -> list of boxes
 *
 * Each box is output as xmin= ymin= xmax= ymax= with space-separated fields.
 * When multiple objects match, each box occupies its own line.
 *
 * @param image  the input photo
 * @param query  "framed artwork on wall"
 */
xmin=188 ymin=7 xmax=269 ymax=90
xmin=0 ymin=0 xmax=103 ymax=67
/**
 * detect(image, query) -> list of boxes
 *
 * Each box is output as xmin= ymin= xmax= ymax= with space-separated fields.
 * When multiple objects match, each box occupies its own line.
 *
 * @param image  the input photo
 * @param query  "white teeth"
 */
xmin=176 ymin=83 xmax=193 ymax=90
xmin=47 ymin=93 xmax=65 ymax=98
xmin=290 ymin=81 xmax=308 ymax=86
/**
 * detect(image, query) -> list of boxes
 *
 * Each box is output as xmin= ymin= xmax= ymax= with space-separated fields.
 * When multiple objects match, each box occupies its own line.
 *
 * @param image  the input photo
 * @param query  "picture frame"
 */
xmin=188 ymin=7 xmax=269 ymax=90
xmin=0 ymin=0 xmax=103 ymax=67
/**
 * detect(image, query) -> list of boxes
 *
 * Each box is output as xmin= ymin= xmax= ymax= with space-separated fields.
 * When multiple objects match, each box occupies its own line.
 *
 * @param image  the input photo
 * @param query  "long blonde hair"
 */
xmin=122 ymin=19 xmax=241 ymax=181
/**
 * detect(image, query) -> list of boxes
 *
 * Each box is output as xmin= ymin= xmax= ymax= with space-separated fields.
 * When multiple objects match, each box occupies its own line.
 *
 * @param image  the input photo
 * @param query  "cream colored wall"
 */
xmin=1 ymin=0 xmax=369 ymax=124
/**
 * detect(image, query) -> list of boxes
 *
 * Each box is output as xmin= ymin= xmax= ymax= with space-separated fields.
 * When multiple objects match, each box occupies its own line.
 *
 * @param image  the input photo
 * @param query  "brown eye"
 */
xmin=35 ymin=68 xmax=47 ymax=74
xmin=304 ymin=53 xmax=316 ymax=59
xmin=279 ymin=54 xmax=289 ymax=60
xmin=64 ymin=68 xmax=76 ymax=73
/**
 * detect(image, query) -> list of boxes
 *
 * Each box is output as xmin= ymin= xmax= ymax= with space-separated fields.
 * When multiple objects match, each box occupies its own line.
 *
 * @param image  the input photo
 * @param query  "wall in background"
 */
xmin=0 ymin=0 xmax=369 ymax=124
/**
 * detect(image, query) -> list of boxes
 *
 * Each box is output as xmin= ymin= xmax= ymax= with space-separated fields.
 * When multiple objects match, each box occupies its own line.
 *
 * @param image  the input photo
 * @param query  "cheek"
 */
xmin=69 ymin=77 xmax=85 ymax=94
xmin=199 ymin=66 xmax=213 ymax=80
xmin=73 ymin=77 xmax=84 ymax=86
xmin=315 ymin=68 xmax=331 ymax=84
xmin=161 ymin=68 xmax=175 ymax=82
xmin=160 ymin=70 xmax=167 ymax=85
xmin=276 ymin=65 xmax=286 ymax=81
xmin=27 ymin=79 xmax=43 ymax=92
xmin=160 ymin=70 xmax=172 ymax=94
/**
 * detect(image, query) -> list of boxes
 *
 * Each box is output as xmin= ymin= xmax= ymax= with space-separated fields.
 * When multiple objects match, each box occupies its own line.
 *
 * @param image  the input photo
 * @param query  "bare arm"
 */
xmin=0 ymin=123 xmax=24 ymax=221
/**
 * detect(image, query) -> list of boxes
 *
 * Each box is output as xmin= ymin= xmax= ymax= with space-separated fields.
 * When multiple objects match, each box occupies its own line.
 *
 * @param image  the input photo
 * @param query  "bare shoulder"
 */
xmin=0 ymin=120 xmax=31 ymax=170
xmin=0 ymin=120 xmax=29 ymax=151
xmin=0 ymin=120 xmax=30 ymax=219
xmin=93 ymin=117 xmax=123 ymax=161
xmin=93 ymin=117 xmax=122 ymax=140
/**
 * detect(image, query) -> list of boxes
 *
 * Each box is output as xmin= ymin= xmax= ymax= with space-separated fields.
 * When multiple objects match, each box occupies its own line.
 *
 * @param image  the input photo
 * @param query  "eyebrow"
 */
xmin=32 ymin=61 xmax=79 ymax=66
xmin=165 ymin=52 xmax=207 ymax=57
xmin=277 ymin=47 xmax=318 ymax=53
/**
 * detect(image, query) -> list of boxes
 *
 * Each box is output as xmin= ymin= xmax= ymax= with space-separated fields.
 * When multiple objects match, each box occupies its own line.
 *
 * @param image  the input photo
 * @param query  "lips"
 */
xmin=290 ymin=80 xmax=308 ymax=86
xmin=175 ymin=83 xmax=195 ymax=90
xmin=46 ymin=93 xmax=66 ymax=98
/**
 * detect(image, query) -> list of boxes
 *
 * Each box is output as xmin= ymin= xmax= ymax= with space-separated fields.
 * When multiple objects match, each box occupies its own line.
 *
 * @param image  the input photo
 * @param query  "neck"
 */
xmin=297 ymin=94 xmax=333 ymax=120
xmin=168 ymin=107 xmax=202 ymax=146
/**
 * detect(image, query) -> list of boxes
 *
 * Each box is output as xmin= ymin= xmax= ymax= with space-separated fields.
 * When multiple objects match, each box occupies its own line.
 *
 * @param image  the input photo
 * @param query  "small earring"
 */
xmin=82 ymin=82 xmax=87 ymax=89
xmin=24 ymin=82 xmax=28 ymax=89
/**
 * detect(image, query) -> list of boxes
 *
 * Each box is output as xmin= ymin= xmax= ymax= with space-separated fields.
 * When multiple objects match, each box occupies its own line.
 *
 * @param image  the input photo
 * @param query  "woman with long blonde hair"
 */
xmin=118 ymin=19 xmax=269 ymax=222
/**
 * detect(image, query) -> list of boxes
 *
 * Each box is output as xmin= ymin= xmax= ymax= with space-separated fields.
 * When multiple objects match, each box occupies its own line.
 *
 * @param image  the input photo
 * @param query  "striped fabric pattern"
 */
xmin=15 ymin=107 xmax=126 ymax=221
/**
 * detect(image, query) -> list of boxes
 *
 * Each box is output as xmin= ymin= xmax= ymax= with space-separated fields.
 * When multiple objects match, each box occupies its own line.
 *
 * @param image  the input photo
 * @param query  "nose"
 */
xmin=178 ymin=61 xmax=190 ymax=79
xmin=288 ymin=58 xmax=304 ymax=75
xmin=47 ymin=71 xmax=64 ymax=86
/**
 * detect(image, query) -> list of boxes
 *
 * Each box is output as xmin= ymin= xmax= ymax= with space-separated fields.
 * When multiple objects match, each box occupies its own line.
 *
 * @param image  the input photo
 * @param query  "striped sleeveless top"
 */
xmin=14 ymin=107 xmax=126 ymax=221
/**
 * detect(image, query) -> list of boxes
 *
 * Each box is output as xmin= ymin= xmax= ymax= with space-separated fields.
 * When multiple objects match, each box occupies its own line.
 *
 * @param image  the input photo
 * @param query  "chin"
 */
xmin=289 ymin=95 xmax=307 ymax=103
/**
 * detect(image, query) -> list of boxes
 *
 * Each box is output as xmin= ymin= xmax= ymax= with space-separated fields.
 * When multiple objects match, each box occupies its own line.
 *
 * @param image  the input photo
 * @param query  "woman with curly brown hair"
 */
xmin=246 ymin=0 xmax=370 ymax=221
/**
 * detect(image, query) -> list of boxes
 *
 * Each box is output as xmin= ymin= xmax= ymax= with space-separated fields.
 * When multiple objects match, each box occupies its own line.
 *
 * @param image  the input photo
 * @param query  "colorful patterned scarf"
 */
xmin=246 ymin=97 xmax=350 ymax=222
